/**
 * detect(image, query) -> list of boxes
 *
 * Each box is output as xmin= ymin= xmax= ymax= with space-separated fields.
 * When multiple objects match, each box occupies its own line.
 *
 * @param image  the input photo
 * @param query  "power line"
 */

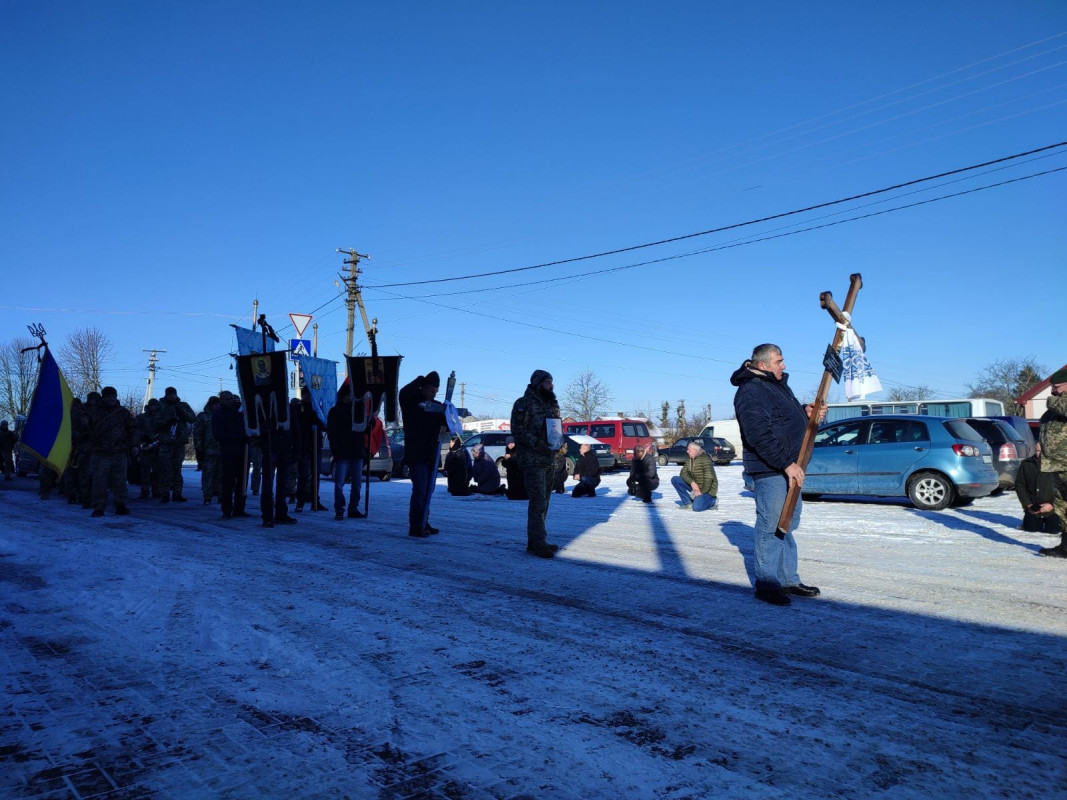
xmin=364 ymin=141 xmax=1067 ymax=290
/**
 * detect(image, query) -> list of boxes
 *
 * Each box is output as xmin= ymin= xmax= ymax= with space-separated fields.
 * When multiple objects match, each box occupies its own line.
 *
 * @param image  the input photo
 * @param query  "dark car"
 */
xmin=964 ymin=417 xmax=1030 ymax=491
xmin=657 ymin=436 xmax=734 ymax=466
xmin=562 ymin=434 xmax=614 ymax=473
xmin=320 ymin=434 xmax=393 ymax=481
xmin=385 ymin=427 xmax=407 ymax=477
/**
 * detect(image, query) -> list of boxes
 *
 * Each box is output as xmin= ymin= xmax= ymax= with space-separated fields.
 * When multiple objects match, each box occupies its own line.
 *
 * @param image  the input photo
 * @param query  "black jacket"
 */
xmin=327 ymin=402 xmax=365 ymax=461
xmin=573 ymin=451 xmax=601 ymax=486
xmin=212 ymin=405 xmax=249 ymax=460
xmin=399 ymin=378 xmax=446 ymax=466
xmin=1016 ymin=455 xmax=1058 ymax=512
xmin=731 ymin=361 xmax=808 ymax=479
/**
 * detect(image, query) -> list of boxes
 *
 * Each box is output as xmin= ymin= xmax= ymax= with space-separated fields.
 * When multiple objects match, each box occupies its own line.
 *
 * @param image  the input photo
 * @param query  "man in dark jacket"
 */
xmin=444 ymin=436 xmax=473 ymax=496
xmin=399 ymin=372 xmax=447 ymax=537
xmin=211 ymin=391 xmax=250 ymax=519
xmin=670 ymin=440 xmax=717 ymax=510
xmin=326 ymin=388 xmax=366 ymax=520
xmin=511 ymin=369 xmax=562 ymax=557
xmin=732 ymin=343 xmax=821 ymax=606
xmin=627 ymin=442 xmax=660 ymax=503
xmin=0 ymin=420 xmax=15 ymax=481
xmin=571 ymin=443 xmax=601 ymax=497
xmin=152 ymin=386 xmax=196 ymax=503
xmin=87 ymin=386 xmax=137 ymax=517
xmin=295 ymin=388 xmax=326 ymax=512
xmin=1017 ymin=443 xmax=1062 ymax=533
xmin=471 ymin=444 xmax=504 ymax=494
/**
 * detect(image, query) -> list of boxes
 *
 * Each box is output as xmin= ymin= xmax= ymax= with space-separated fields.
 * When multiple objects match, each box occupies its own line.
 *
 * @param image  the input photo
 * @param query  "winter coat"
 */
xmin=679 ymin=452 xmax=717 ymax=496
xmin=510 ymin=384 xmax=561 ymax=469
xmin=444 ymin=447 xmax=472 ymax=495
xmin=471 ymin=451 xmax=502 ymax=493
xmin=503 ymin=445 xmax=527 ymax=499
xmin=628 ymin=452 xmax=660 ymax=490
xmin=88 ymin=401 xmax=137 ymax=454
xmin=1039 ymin=393 xmax=1067 ymax=474
xmin=297 ymin=400 xmax=323 ymax=455
xmin=194 ymin=409 xmax=221 ymax=458
xmin=731 ymin=361 xmax=808 ymax=479
xmin=399 ymin=378 xmax=446 ymax=466
xmin=1016 ymin=455 xmax=1058 ymax=512
xmin=327 ymin=402 xmax=365 ymax=462
xmin=573 ymin=451 xmax=602 ymax=486
xmin=153 ymin=396 xmax=196 ymax=445
xmin=212 ymin=405 xmax=249 ymax=460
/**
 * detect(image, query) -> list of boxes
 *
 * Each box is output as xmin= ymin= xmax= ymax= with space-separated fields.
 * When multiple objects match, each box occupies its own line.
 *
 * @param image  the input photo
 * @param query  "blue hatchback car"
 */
xmin=804 ymin=414 xmax=999 ymax=510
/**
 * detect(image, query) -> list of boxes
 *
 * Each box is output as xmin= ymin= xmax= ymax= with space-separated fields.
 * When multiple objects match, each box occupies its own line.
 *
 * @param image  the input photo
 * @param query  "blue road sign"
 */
xmin=289 ymin=339 xmax=311 ymax=360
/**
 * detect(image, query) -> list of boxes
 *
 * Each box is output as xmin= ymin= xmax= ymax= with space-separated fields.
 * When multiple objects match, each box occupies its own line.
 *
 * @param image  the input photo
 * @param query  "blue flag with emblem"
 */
xmin=21 ymin=348 xmax=74 ymax=478
xmin=296 ymin=355 xmax=338 ymax=427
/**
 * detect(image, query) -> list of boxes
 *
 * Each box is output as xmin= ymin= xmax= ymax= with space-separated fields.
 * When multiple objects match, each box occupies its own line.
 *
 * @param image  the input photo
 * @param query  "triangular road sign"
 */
xmin=289 ymin=313 xmax=312 ymax=337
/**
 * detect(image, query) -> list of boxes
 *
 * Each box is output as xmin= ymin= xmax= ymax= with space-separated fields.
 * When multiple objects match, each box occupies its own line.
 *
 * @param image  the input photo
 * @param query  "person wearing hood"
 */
xmin=731 ymin=343 xmax=822 ymax=606
xmin=470 ymin=444 xmax=504 ymax=494
xmin=444 ymin=436 xmax=473 ymax=496
xmin=87 ymin=386 xmax=137 ymax=517
xmin=510 ymin=369 xmax=562 ymax=558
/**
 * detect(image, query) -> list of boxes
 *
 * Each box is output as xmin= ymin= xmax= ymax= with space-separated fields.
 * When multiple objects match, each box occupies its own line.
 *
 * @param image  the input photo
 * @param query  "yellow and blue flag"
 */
xmin=21 ymin=348 xmax=74 ymax=477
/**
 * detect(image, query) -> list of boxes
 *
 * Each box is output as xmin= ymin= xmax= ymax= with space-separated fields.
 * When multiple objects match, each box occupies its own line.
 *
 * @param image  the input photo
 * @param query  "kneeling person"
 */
xmin=670 ymin=440 xmax=717 ymax=510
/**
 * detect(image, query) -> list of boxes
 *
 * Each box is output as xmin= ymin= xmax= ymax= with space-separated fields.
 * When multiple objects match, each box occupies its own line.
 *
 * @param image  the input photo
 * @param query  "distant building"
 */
xmin=1017 ymin=364 xmax=1067 ymax=418
xmin=463 ymin=418 xmax=511 ymax=433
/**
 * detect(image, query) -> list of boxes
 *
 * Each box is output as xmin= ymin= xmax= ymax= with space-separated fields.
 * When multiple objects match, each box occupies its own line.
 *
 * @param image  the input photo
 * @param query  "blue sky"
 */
xmin=2 ymin=1 xmax=1065 ymax=420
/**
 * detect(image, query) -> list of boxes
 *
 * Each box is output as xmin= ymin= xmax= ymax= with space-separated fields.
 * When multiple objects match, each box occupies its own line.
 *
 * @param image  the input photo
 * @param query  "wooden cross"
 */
xmin=776 ymin=272 xmax=864 ymax=538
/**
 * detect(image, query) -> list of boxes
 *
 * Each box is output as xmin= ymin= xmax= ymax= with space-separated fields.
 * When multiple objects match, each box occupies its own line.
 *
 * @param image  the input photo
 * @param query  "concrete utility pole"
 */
xmin=142 ymin=349 xmax=167 ymax=406
xmin=337 ymin=247 xmax=372 ymax=378
xmin=460 ymin=382 xmax=465 ymax=408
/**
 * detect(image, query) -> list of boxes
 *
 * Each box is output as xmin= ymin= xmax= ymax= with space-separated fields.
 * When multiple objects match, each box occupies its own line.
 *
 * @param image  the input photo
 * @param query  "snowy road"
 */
xmin=2 ymin=464 xmax=1065 ymax=798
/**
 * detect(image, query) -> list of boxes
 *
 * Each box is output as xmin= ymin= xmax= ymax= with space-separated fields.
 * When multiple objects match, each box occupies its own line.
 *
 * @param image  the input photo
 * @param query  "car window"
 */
xmin=867 ymin=420 xmax=910 ymax=445
xmin=906 ymin=421 xmax=929 ymax=442
xmin=622 ymin=422 xmax=649 ymax=437
xmin=565 ymin=424 xmax=588 ymax=435
xmin=993 ymin=420 xmax=1024 ymax=443
xmin=465 ymin=434 xmax=482 ymax=447
xmin=590 ymin=424 xmax=616 ymax=438
xmin=944 ymin=420 xmax=984 ymax=442
xmin=815 ymin=421 xmax=864 ymax=447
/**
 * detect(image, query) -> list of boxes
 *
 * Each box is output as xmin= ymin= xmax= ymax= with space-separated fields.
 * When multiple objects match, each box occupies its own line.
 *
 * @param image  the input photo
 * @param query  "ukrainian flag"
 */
xmin=21 ymin=348 xmax=74 ymax=477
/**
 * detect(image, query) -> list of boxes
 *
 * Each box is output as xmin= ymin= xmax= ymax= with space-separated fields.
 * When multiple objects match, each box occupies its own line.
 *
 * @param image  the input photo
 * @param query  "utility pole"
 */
xmin=337 ymin=247 xmax=372 ymax=379
xmin=460 ymin=382 xmax=465 ymax=408
xmin=142 ymin=349 xmax=167 ymax=406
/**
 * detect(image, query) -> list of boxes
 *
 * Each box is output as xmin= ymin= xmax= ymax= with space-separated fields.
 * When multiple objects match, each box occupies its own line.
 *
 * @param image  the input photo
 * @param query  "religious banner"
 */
xmin=346 ymin=355 xmax=403 ymax=423
xmin=231 ymin=324 xmax=276 ymax=356
xmin=295 ymin=355 xmax=338 ymax=427
xmin=235 ymin=350 xmax=290 ymax=435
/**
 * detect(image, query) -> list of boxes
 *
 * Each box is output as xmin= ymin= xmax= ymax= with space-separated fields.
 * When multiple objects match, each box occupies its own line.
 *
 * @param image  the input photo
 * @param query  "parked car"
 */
xmin=385 ymin=427 xmax=407 ymax=477
xmin=562 ymin=419 xmax=651 ymax=468
xmin=964 ymin=417 xmax=1030 ymax=491
xmin=657 ymin=436 xmax=735 ymax=467
xmin=319 ymin=434 xmax=393 ymax=481
xmin=804 ymin=414 xmax=999 ymax=510
xmin=562 ymin=434 xmax=614 ymax=474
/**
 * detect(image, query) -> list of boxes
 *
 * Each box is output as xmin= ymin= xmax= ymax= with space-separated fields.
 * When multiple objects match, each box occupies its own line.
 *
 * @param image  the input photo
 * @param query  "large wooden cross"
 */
xmin=776 ymin=272 xmax=864 ymax=538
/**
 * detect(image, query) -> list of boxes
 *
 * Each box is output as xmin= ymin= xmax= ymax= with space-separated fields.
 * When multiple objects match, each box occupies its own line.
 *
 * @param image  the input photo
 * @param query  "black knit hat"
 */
xmin=530 ymin=369 xmax=552 ymax=387
xmin=424 ymin=371 xmax=441 ymax=387
xmin=1050 ymin=367 xmax=1067 ymax=384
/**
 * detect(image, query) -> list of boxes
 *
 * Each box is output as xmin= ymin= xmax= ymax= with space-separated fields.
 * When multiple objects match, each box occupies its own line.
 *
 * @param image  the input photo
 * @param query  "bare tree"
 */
xmin=675 ymin=399 xmax=688 ymax=437
xmin=659 ymin=401 xmax=670 ymax=432
xmin=58 ymin=326 xmax=114 ymax=397
xmin=0 ymin=337 xmax=39 ymax=420
xmin=967 ymin=356 xmax=1047 ymax=415
xmin=885 ymin=384 xmax=936 ymax=402
xmin=561 ymin=370 xmax=614 ymax=420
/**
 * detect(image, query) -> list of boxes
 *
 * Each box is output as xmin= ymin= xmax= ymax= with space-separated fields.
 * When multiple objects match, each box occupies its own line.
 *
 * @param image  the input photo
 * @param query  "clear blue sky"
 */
xmin=2 ymin=1 xmax=1065 ymax=420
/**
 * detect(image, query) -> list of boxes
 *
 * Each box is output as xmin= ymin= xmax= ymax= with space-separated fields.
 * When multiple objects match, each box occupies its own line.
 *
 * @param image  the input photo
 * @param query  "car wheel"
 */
xmin=907 ymin=471 xmax=954 ymax=511
xmin=658 ymin=455 xmax=667 ymax=466
xmin=496 ymin=458 xmax=507 ymax=479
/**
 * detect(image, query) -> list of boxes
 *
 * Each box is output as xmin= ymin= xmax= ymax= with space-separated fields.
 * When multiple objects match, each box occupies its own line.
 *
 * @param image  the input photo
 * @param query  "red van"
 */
xmin=562 ymin=419 xmax=652 ymax=469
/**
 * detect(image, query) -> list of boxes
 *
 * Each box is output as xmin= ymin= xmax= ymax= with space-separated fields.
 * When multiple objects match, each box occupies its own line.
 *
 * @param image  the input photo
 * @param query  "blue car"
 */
xmin=803 ymin=414 xmax=999 ymax=510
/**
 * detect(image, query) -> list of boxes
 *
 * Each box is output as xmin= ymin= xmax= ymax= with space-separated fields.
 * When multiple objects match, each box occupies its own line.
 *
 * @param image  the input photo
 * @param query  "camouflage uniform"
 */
xmin=72 ymin=394 xmax=99 ymax=507
xmin=194 ymin=400 xmax=222 ymax=503
xmin=136 ymin=399 xmax=160 ymax=498
xmin=88 ymin=393 xmax=136 ymax=514
xmin=1038 ymin=391 xmax=1067 ymax=556
xmin=152 ymin=390 xmax=196 ymax=502
xmin=510 ymin=370 xmax=561 ymax=554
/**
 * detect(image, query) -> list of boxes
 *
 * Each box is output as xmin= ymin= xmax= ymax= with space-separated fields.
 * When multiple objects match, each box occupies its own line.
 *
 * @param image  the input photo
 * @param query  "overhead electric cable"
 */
xmin=365 ymin=141 xmax=1067 ymax=289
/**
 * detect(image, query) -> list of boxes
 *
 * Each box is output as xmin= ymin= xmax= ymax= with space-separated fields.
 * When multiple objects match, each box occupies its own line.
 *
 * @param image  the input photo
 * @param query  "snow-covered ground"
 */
xmin=2 ymin=464 xmax=1065 ymax=799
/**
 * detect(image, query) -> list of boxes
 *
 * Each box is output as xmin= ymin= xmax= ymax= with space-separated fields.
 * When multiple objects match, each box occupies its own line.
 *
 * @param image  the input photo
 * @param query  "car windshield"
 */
xmin=944 ymin=419 xmax=984 ymax=442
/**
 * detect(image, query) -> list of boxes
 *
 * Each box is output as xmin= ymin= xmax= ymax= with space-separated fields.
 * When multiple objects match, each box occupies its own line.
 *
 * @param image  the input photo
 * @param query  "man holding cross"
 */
xmin=732 ymin=343 xmax=823 ymax=606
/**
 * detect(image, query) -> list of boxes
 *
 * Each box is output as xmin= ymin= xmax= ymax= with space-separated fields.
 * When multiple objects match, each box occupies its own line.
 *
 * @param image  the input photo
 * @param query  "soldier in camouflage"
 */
xmin=1038 ymin=368 xmax=1067 ymax=558
xmin=194 ymin=397 xmax=222 ymax=504
xmin=87 ymin=386 xmax=137 ymax=517
xmin=152 ymin=386 xmax=196 ymax=503
xmin=510 ymin=369 xmax=562 ymax=558
xmin=136 ymin=398 xmax=160 ymax=498
xmin=72 ymin=392 xmax=100 ymax=507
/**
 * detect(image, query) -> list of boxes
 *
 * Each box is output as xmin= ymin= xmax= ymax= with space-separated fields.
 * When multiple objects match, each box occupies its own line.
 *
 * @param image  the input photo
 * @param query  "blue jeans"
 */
xmin=332 ymin=457 xmax=363 ymax=514
xmin=670 ymin=476 xmax=716 ymax=511
xmin=752 ymin=473 xmax=801 ymax=589
xmin=408 ymin=451 xmax=440 ymax=532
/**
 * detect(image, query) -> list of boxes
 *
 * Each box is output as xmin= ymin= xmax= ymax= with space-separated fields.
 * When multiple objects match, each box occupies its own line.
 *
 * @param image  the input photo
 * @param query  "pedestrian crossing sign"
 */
xmin=289 ymin=339 xmax=311 ymax=360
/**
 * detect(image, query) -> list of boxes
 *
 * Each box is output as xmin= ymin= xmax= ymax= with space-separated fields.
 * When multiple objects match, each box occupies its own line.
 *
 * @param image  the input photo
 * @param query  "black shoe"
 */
xmin=783 ymin=583 xmax=821 ymax=597
xmin=161 ymin=494 xmax=170 ymax=504
xmin=409 ymin=528 xmax=431 ymax=538
xmin=424 ymin=524 xmax=439 ymax=534
xmin=755 ymin=587 xmax=792 ymax=606
xmin=349 ymin=509 xmax=366 ymax=518
xmin=115 ymin=505 xmax=130 ymax=516
xmin=172 ymin=494 xmax=188 ymax=503
xmin=91 ymin=509 xmax=105 ymax=517
xmin=1039 ymin=544 xmax=1067 ymax=558
xmin=275 ymin=515 xmax=298 ymax=525
xmin=335 ymin=512 xmax=344 ymax=521
xmin=314 ymin=503 xmax=328 ymax=511
xmin=526 ymin=542 xmax=557 ymax=558
xmin=203 ymin=498 xmax=211 ymax=505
